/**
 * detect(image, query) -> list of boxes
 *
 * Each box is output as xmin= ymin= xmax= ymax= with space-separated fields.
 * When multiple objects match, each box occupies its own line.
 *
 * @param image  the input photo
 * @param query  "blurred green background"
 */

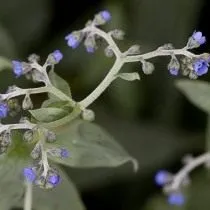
xmin=1 ymin=0 xmax=210 ymax=209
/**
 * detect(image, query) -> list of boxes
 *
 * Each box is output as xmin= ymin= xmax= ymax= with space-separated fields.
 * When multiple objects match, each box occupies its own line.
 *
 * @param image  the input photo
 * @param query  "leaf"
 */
xmin=48 ymin=70 xmax=72 ymax=100
xmin=29 ymin=107 xmax=68 ymax=123
xmin=47 ymin=120 xmax=138 ymax=171
xmin=175 ymin=79 xmax=210 ymax=113
xmin=117 ymin=72 xmax=140 ymax=81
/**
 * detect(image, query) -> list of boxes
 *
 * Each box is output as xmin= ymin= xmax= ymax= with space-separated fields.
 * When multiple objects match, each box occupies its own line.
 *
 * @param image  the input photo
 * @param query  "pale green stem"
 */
xmin=206 ymin=115 xmax=210 ymax=151
xmin=79 ymin=26 xmax=198 ymax=109
xmin=165 ymin=153 xmax=210 ymax=192
xmin=24 ymin=181 xmax=33 ymax=210
xmin=1 ymin=85 xmax=75 ymax=106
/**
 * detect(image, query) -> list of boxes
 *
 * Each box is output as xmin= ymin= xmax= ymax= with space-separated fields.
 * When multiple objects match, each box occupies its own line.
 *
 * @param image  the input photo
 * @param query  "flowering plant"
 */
xmin=0 ymin=10 xmax=209 ymax=210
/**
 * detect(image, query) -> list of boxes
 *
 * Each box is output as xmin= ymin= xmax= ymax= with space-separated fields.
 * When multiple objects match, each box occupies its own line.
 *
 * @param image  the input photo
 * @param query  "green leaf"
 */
xmin=175 ymin=79 xmax=210 ymax=113
xmin=47 ymin=120 xmax=138 ymax=171
xmin=48 ymin=69 xmax=72 ymax=100
xmin=117 ymin=72 xmax=140 ymax=81
xmin=29 ymin=107 xmax=69 ymax=123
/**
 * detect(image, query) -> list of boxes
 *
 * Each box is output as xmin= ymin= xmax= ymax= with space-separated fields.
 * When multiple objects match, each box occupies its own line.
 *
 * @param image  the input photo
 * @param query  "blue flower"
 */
xmin=60 ymin=148 xmax=70 ymax=158
xmin=0 ymin=103 xmax=8 ymax=119
xmin=100 ymin=10 xmax=111 ymax=22
xmin=169 ymin=68 xmax=179 ymax=76
xmin=23 ymin=167 xmax=36 ymax=182
xmin=65 ymin=33 xmax=80 ymax=49
xmin=52 ymin=50 xmax=63 ymax=63
xmin=48 ymin=174 xmax=61 ymax=186
xmin=86 ymin=47 xmax=95 ymax=53
xmin=167 ymin=192 xmax=185 ymax=206
xmin=192 ymin=31 xmax=206 ymax=45
xmin=154 ymin=170 xmax=170 ymax=186
xmin=193 ymin=58 xmax=209 ymax=76
xmin=99 ymin=10 xmax=112 ymax=22
xmin=12 ymin=61 xmax=23 ymax=77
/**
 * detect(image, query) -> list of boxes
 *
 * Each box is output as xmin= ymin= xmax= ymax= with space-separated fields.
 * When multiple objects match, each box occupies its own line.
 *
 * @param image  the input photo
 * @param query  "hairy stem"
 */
xmin=79 ymin=58 xmax=123 ymax=108
xmin=24 ymin=181 xmax=33 ymax=210
xmin=79 ymin=26 xmax=198 ymax=109
xmin=166 ymin=153 xmax=210 ymax=191
xmin=1 ymin=85 xmax=75 ymax=106
xmin=0 ymin=122 xmax=36 ymax=133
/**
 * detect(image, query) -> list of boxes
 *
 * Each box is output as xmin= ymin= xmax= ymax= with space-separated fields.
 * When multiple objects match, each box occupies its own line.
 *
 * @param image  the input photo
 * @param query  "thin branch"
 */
xmin=165 ymin=153 xmax=210 ymax=191
xmin=79 ymin=26 xmax=199 ymax=109
xmin=24 ymin=181 xmax=33 ymax=210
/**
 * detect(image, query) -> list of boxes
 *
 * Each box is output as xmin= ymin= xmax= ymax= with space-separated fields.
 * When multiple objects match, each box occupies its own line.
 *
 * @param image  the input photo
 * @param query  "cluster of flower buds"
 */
xmin=167 ymin=31 xmax=209 ymax=79
xmin=12 ymin=50 xmax=63 ymax=81
xmin=23 ymin=166 xmax=61 ymax=189
xmin=0 ymin=49 xmax=70 ymax=189
xmin=65 ymin=10 xmax=118 ymax=55
xmin=154 ymin=170 xmax=185 ymax=206
xmin=23 ymin=129 xmax=69 ymax=189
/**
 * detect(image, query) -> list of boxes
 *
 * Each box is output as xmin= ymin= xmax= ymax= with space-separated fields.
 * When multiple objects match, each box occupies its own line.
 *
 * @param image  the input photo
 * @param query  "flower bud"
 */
xmin=141 ymin=61 xmax=155 ymax=74
xmin=187 ymin=31 xmax=206 ymax=49
xmin=45 ymin=130 xmax=56 ymax=143
xmin=65 ymin=31 xmax=84 ymax=49
xmin=28 ymin=54 xmax=40 ymax=63
xmin=168 ymin=55 xmax=180 ymax=76
xmin=84 ymin=36 xmax=97 ymax=53
xmin=82 ymin=109 xmax=95 ymax=121
xmin=0 ymin=103 xmax=9 ymax=119
xmin=23 ymin=130 xmax=34 ymax=143
xmin=110 ymin=29 xmax=125 ymax=40
xmin=93 ymin=10 xmax=111 ymax=25
xmin=104 ymin=46 xmax=114 ymax=57
xmin=22 ymin=94 xmax=33 ymax=110
xmin=126 ymin=45 xmax=141 ymax=55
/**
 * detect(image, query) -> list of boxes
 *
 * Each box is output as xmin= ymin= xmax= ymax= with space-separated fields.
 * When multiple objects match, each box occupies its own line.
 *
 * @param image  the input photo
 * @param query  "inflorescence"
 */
xmin=0 ymin=10 xmax=209 ymax=199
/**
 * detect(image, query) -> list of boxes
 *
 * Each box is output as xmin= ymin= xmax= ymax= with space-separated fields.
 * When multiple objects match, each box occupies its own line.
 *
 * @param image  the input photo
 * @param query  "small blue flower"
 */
xmin=193 ymin=58 xmax=209 ymax=76
xmin=52 ymin=50 xmax=63 ymax=63
xmin=86 ymin=47 xmax=95 ymax=53
xmin=0 ymin=103 xmax=8 ymax=119
xmin=167 ymin=192 xmax=185 ymax=206
xmin=169 ymin=68 xmax=179 ymax=76
xmin=154 ymin=170 xmax=170 ymax=186
xmin=65 ymin=33 xmax=80 ymax=49
xmin=48 ymin=174 xmax=61 ymax=186
xmin=23 ymin=167 xmax=36 ymax=182
xmin=60 ymin=148 xmax=70 ymax=158
xmin=12 ymin=60 xmax=23 ymax=77
xmin=192 ymin=31 xmax=206 ymax=45
xmin=100 ymin=10 xmax=111 ymax=22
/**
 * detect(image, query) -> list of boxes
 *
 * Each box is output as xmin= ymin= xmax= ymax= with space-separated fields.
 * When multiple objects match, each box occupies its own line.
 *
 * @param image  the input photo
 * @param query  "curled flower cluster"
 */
xmin=154 ymin=153 xmax=210 ymax=206
xmin=0 ymin=48 xmax=71 ymax=190
xmin=154 ymin=170 xmax=185 ymax=206
xmin=22 ymin=128 xmax=70 ymax=189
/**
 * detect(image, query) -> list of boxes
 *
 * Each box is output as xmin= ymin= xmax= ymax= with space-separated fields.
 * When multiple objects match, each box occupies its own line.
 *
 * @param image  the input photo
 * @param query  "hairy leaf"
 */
xmin=48 ymin=70 xmax=72 ymax=100
xmin=47 ymin=120 xmax=138 ymax=171
xmin=175 ymin=79 xmax=210 ymax=113
xmin=117 ymin=72 xmax=140 ymax=81
xmin=29 ymin=107 xmax=68 ymax=123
